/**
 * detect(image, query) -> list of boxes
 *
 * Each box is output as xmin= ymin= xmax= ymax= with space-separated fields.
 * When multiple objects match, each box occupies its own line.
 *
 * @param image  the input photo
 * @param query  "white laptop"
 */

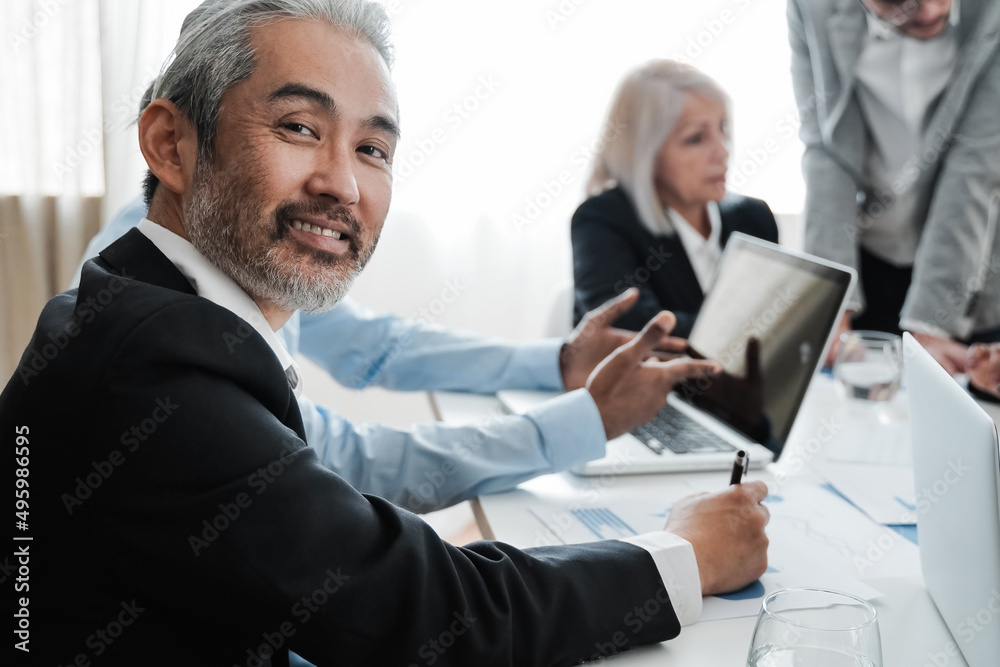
xmin=904 ymin=333 xmax=1000 ymax=667
xmin=500 ymin=234 xmax=856 ymax=475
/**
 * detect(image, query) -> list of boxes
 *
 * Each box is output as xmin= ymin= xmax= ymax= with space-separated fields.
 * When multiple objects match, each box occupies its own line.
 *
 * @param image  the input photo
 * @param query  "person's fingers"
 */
xmin=968 ymin=344 xmax=989 ymax=369
xmin=657 ymin=358 xmax=722 ymax=390
xmin=646 ymin=349 xmax=685 ymax=362
xmin=607 ymin=327 xmax=638 ymax=343
xmin=587 ymin=314 xmax=671 ymax=384
xmin=584 ymin=289 xmax=639 ymax=329
xmin=654 ymin=334 xmax=689 ymax=353
xmin=619 ymin=312 xmax=676 ymax=362
xmin=757 ymin=502 xmax=771 ymax=527
xmin=740 ymin=480 xmax=769 ymax=504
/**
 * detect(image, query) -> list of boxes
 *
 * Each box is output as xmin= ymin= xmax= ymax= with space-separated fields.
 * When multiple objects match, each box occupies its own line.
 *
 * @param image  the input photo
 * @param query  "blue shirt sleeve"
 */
xmin=296 ymin=389 xmax=606 ymax=513
xmin=297 ymin=301 xmax=566 ymax=393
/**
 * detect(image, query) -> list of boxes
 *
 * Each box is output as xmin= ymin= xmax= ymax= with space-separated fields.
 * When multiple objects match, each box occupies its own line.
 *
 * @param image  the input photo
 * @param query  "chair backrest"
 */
xmin=544 ymin=283 xmax=575 ymax=338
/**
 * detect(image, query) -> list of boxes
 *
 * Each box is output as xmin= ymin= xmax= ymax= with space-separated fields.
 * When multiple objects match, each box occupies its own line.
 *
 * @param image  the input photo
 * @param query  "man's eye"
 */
xmin=283 ymin=123 xmax=315 ymax=137
xmin=685 ymin=134 xmax=703 ymax=145
xmin=358 ymin=145 xmax=387 ymax=160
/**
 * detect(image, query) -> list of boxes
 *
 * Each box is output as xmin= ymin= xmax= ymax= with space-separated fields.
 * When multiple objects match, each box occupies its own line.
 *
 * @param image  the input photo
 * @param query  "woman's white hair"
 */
xmin=140 ymin=0 xmax=394 ymax=205
xmin=586 ymin=60 xmax=730 ymax=236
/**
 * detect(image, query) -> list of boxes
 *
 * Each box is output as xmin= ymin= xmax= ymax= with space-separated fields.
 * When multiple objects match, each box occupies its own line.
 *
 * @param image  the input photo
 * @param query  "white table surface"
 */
xmin=433 ymin=375 xmax=972 ymax=666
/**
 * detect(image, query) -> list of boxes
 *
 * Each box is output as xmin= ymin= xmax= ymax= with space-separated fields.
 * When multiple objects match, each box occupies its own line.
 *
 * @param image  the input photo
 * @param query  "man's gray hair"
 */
xmin=140 ymin=0 xmax=394 ymax=205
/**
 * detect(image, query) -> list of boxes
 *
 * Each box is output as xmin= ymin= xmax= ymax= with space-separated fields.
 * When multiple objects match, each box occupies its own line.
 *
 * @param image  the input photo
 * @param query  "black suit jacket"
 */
xmin=572 ymin=187 xmax=779 ymax=338
xmin=0 ymin=229 xmax=679 ymax=666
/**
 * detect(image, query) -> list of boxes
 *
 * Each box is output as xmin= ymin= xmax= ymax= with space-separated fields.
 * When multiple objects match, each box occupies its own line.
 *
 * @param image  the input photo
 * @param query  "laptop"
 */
xmin=500 ymin=233 xmax=856 ymax=475
xmin=903 ymin=333 xmax=1000 ymax=667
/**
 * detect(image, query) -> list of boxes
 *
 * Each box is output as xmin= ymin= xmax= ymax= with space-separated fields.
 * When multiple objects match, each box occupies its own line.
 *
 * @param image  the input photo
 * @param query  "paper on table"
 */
xmin=824 ymin=414 xmax=912 ymax=467
xmin=700 ymin=566 xmax=882 ymax=622
xmin=521 ymin=481 xmax=906 ymax=620
xmin=764 ymin=482 xmax=920 ymax=580
xmin=821 ymin=462 xmax=916 ymax=525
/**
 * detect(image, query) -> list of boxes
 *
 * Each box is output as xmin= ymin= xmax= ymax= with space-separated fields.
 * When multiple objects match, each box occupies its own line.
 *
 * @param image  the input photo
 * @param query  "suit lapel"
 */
xmin=659 ymin=230 xmax=704 ymax=302
xmin=97 ymin=228 xmax=197 ymax=295
xmin=824 ymin=0 xmax=866 ymax=140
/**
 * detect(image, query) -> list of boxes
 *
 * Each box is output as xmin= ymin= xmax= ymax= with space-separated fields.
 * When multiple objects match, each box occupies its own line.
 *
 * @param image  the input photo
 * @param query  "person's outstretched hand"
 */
xmin=560 ymin=288 xmax=688 ymax=391
xmin=586 ymin=311 xmax=720 ymax=440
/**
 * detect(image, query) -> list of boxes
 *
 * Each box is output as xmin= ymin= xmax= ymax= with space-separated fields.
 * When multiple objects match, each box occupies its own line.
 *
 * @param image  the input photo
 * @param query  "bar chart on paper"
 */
xmin=527 ymin=506 xmax=640 ymax=543
xmin=569 ymin=508 xmax=637 ymax=540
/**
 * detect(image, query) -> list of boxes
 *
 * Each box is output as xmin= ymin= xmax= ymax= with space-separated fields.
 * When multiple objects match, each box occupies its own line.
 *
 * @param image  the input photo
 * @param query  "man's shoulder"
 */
xmin=77 ymin=250 xmax=208 ymax=332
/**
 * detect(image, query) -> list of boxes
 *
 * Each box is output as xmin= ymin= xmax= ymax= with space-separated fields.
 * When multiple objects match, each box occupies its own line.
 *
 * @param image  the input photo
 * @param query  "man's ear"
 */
xmin=138 ymin=99 xmax=198 ymax=197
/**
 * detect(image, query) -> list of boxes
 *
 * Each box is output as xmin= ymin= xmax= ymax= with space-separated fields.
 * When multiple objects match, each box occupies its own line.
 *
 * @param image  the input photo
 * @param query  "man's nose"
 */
xmin=307 ymin=148 xmax=360 ymax=205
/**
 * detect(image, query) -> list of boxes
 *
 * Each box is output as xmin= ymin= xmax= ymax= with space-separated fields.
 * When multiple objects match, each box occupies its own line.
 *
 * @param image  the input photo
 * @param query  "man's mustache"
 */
xmin=274 ymin=202 xmax=362 ymax=236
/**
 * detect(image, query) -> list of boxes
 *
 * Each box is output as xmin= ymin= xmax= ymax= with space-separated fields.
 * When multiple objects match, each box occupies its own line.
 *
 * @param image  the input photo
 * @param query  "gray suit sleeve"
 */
xmin=788 ymin=0 xmax=866 ymax=310
xmin=902 ymin=52 xmax=1000 ymax=338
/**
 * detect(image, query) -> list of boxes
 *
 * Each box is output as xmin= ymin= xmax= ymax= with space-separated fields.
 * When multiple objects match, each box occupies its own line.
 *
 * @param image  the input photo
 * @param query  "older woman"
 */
xmin=572 ymin=60 xmax=778 ymax=338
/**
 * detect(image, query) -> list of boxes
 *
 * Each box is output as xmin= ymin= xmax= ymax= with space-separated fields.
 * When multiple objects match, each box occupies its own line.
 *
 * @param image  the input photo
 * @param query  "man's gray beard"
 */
xmin=185 ymin=163 xmax=363 ymax=314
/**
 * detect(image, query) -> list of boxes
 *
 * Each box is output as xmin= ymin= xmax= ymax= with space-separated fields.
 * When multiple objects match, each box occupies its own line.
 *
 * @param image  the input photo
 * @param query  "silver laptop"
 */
xmin=500 ymin=234 xmax=856 ymax=475
xmin=904 ymin=333 xmax=1000 ymax=667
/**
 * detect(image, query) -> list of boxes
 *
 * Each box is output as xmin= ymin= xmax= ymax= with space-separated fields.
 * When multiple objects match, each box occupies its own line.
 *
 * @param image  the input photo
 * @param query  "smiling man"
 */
xmin=789 ymin=0 xmax=1000 ymax=368
xmin=0 ymin=1 xmax=771 ymax=665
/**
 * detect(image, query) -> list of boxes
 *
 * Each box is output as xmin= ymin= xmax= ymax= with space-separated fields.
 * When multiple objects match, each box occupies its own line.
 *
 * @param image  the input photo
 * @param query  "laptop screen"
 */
xmin=682 ymin=234 xmax=854 ymax=456
xmin=904 ymin=333 xmax=1000 ymax=667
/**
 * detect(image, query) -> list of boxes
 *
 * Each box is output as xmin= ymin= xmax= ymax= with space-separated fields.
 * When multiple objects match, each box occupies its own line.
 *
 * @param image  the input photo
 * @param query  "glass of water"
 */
xmin=746 ymin=588 xmax=882 ymax=667
xmin=833 ymin=331 xmax=902 ymax=402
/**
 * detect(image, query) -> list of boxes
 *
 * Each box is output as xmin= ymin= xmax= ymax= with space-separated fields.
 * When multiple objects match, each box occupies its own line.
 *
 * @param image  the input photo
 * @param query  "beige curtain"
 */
xmin=0 ymin=196 xmax=103 ymax=379
xmin=0 ymin=0 xmax=104 ymax=381
xmin=0 ymin=0 xmax=199 ymax=382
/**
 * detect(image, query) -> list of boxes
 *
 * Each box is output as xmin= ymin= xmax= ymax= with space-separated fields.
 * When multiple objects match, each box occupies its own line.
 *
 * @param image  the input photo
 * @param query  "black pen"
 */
xmin=730 ymin=450 xmax=748 ymax=485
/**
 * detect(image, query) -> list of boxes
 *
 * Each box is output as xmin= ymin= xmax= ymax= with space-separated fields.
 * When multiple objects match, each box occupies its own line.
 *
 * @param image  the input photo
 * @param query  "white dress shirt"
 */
xmin=666 ymin=202 xmax=723 ymax=293
xmin=855 ymin=2 xmax=960 ymax=337
xmin=854 ymin=1 xmax=960 ymax=267
xmin=136 ymin=218 xmax=303 ymax=395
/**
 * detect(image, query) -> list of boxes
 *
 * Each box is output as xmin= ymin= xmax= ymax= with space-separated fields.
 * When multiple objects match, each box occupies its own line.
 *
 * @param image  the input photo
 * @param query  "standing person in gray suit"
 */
xmin=788 ymin=0 xmax=1000 ymax=373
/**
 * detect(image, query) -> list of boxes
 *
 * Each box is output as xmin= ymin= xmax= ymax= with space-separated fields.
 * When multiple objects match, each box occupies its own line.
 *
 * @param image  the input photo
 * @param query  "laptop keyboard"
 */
xmin=631 ymin=404 xmax=738 ymax=455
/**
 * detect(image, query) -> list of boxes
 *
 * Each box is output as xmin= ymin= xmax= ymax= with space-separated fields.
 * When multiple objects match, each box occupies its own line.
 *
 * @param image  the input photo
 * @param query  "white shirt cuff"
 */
xmin=621 ymin=532 xmax=702 ymax=626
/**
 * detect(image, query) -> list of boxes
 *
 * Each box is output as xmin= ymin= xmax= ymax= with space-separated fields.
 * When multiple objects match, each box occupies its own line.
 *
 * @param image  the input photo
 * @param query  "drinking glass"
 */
xmin=833 ymin=331 xmax=902 ymax=403
xmin=746 ymin=588 xmax=882 ymax=667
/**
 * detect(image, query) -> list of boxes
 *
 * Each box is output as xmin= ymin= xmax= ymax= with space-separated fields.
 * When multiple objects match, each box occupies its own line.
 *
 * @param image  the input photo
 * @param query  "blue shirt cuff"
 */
xmin=524 ymin=388 xmax=606 ymax=471
xmin=506 ymin=338 xmax=566 ymax=391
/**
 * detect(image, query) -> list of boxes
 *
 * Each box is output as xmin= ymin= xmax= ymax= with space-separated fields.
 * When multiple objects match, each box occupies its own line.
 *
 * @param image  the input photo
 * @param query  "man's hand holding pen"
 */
xmin=665 ymin=478 xmax=770 ymax=596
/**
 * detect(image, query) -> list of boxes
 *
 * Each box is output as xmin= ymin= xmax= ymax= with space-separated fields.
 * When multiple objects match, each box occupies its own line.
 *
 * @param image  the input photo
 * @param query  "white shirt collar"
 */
xmin=665 ymin=202 xmax=723 ymax=292
xmin=136 ymin=218 xmax=301 ymax=395
xmin=865 ymin=0 xmax=960 ymax=40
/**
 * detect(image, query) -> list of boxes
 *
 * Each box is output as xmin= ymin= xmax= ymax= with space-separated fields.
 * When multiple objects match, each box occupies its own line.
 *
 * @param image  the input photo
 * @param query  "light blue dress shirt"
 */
xmin=75 ymin=198 xmax=607 ymax=513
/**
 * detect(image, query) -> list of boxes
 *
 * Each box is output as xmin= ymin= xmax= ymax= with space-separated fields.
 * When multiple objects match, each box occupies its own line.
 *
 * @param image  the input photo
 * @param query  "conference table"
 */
xmin=431 ymin=373 xmax=989 ymax=666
